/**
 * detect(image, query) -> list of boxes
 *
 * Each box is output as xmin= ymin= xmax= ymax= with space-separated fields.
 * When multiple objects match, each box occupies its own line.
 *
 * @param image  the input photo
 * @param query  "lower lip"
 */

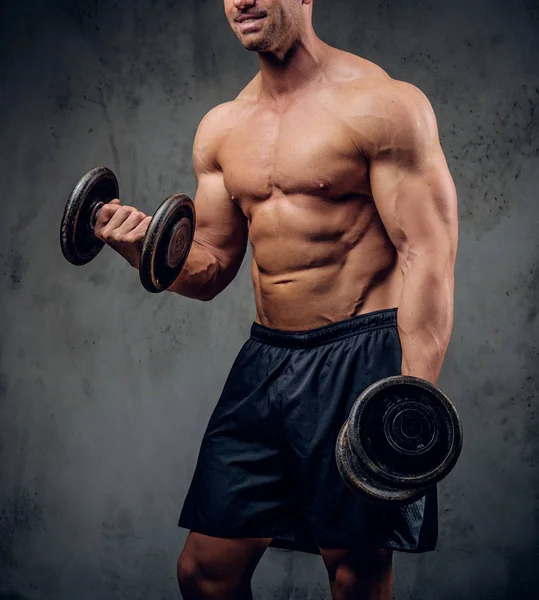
xmin=238 ymin=17 xmax=265 ymax=33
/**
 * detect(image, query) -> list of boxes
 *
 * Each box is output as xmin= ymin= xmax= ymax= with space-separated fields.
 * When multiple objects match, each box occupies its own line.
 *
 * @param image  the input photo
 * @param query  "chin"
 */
xmin=241 ymin=35 xmax=273 ymax=53
xmin=234 ymin=26 xmax=272 ymax=52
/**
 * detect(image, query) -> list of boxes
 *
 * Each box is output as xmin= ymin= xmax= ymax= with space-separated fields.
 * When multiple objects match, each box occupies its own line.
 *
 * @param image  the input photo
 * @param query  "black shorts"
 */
xmin=178 ymin=308 xmax=438 ymax=554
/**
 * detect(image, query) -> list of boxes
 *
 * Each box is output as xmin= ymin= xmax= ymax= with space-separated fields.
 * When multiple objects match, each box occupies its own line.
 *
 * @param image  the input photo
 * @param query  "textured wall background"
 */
xmin=1 ymin=0 xmax=538 ymax=598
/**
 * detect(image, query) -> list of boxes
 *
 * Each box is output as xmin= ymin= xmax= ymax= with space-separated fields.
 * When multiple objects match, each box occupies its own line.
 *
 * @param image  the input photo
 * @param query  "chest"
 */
xmin=218 ymin=102 xmax=370 ymax=213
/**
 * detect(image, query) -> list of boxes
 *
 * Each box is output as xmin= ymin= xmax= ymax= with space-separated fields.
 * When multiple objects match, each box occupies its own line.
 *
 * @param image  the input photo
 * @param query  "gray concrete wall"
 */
xmin=0 ymin=0 xmax=537 ymax=598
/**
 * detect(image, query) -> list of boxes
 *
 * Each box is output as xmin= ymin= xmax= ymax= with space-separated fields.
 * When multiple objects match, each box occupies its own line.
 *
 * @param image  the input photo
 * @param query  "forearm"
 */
xmin=166 ymin=239 xmax=222 ymax=301
xmin=397 ymin=253 xmax=454 ymax=384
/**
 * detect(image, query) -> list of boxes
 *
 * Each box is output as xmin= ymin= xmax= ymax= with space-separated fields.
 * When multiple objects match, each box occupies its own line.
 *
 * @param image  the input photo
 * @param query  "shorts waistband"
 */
xmin=249 ymin=308 xmax=398 ymax=349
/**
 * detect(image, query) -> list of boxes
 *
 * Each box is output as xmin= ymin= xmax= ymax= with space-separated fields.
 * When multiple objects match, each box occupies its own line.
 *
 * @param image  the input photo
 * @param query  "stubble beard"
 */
xmin=236 ymin=19 xmax=278 ymax=53
xmin=234 ymin=7 xmax=297 ymax=55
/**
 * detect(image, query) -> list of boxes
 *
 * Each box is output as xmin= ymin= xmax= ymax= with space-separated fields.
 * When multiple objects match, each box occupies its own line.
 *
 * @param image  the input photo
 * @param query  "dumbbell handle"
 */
xmin=89 ymin=202 xmax=105 ymax=230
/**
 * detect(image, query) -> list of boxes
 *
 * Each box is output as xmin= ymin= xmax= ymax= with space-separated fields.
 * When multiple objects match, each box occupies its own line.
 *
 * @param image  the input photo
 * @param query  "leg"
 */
xmin=320 ymin=546 xmax=393 ymax=600
xmin=177 ymin=531 xmax=272 ymax=600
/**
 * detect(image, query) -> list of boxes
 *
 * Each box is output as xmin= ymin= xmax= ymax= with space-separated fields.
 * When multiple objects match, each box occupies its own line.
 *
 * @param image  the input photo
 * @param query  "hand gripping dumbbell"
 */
xmin=60 ymin=167 xmax=196 ymax=293
xmin=336 ymin=376 xmax=463 ymax=505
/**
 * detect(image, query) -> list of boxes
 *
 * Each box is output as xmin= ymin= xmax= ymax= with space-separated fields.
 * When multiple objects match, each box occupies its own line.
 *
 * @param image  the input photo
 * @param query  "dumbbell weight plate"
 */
xmin=336 ymin=418 xmax=426 ymax=504
xmin=347 ymin=376 xmax=463 ymax=490
xmin=139 ymin=194 xmax=195 ymax=293
xmin=60 ymin=167 xmax=119 ymax=265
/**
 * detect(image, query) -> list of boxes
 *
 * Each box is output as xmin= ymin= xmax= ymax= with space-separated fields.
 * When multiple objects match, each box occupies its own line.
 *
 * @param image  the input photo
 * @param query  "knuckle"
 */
xmin=98 ymin=207 xmax=115 ymax=222
xmin=102 ymin=204 xmax=117 ymax=216
xmin=125 ymin=233 xmax=141 ymax=244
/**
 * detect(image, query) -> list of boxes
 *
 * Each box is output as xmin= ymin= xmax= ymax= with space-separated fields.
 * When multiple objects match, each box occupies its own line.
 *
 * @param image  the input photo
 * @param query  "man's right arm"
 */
xmin=167 ymin=105 xmax=248 ymax=300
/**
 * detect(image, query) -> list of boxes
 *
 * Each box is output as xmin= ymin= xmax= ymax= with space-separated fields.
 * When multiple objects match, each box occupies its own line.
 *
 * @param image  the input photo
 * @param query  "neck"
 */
xmin=257 ymin=29 xmax=326 ymax=98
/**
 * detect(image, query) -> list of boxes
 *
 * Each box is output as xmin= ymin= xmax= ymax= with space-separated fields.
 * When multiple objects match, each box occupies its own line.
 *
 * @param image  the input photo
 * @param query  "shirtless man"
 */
xmin=94 ymin=0 xmax=458 ymax=598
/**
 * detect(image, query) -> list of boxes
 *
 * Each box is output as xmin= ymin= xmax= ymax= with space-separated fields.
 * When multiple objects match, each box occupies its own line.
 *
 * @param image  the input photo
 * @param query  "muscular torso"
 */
xmin=216 ymin=53 xmax=403 ymax=330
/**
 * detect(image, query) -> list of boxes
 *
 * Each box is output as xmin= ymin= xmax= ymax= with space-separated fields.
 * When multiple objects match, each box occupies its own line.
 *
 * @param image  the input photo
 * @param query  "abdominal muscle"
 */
xmin=247 ymin=191 xmax=403 ymax=331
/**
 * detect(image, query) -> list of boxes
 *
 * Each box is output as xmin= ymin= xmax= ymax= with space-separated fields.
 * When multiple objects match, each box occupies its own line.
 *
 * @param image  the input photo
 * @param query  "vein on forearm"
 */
xmin=167 ymin=239 xmax=221 ymax=301
xmin=397 ymin=249 xmax=454 ymax=383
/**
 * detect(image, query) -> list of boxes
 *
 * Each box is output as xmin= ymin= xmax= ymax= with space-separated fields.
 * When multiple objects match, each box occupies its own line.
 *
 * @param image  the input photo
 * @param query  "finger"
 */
xmin=121 ymin=220 xmax=152 ymax=245
xmin=103 ymin=205 xmax=138 ymax=231
xmin=128 ymin=216 xmax=152 ymax=240
xmin=94 ymin=203 xmax=123 ymax=231
xmin=98 ymin=207 xmax=135 ymax=242
xmin=116 ymin=211 xmax=149 ymax=237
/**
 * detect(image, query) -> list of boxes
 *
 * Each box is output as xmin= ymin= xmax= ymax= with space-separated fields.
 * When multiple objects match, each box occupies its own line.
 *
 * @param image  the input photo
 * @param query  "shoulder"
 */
xmin=320 ymin=49 xmax=438 ymax=150
xmin=324 ymin=47 xmax=433 ymax=118
xmin=338 ymin=75 xmax=439 ymax=157
xmin=194 ymin=101 xmax=239 ymax=146
xmin=193 ymin=104 xmax=231 ymax=173
xmin=193 ymin=85 xmax=257 ymax=172
xmin=358 ymin=79 xmax=436 ymax=130
xmin=196 ymin=73 xmax=260 ymax=136
xmin=325 ymin=46 xmax=391 ymax=83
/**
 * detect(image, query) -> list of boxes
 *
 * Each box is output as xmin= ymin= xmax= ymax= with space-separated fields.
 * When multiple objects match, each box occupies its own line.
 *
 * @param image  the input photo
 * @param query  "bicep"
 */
xmin=193 ymin=168 xmax=248 ymax=273
xmin=191 ymin=103 xmax=248 ymax=277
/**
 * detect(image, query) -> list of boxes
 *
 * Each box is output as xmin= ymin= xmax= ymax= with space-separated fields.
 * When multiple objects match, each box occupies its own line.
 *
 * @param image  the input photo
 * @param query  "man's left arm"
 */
xmin=365 ymin=82 xmax=458 ymax=384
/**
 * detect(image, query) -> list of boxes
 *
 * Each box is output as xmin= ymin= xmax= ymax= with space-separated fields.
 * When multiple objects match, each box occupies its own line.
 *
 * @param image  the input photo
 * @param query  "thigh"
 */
xmin=179 ymin=341 xmax=294 ymax=539
xmin=320 ymin=546 xmax=393 ymax=576
xmin=319 ymin=546 xmax=393 ymax=600
xmin=179 ymin=532 xmax=272 ymax=582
